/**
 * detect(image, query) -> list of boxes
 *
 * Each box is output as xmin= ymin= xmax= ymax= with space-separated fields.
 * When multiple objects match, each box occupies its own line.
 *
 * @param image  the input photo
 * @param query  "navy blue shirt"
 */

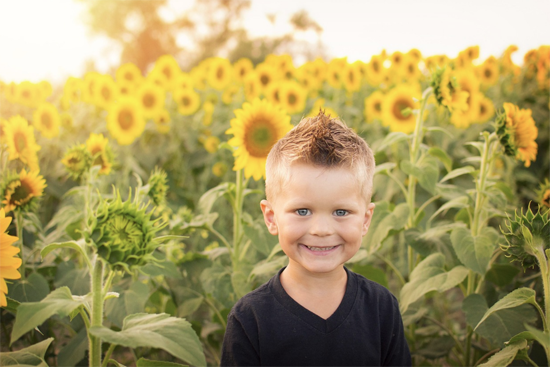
xmin=221 ymin=267 xmax=411 ymax=366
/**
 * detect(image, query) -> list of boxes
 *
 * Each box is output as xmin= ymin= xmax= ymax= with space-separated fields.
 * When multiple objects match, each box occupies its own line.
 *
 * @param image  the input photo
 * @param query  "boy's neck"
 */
xmin=281 ymin=263 xmax=347 ymax=296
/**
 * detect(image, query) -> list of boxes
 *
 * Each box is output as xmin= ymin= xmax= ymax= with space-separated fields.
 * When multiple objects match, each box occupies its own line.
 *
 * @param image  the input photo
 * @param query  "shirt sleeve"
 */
xmin=220 ymin=312 xmax=261 ymax=366
xmin=382 ymin=296 xmax=412 ymax=367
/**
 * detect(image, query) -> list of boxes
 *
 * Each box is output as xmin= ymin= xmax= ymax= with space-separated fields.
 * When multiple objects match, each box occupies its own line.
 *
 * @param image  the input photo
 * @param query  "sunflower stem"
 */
xmin=15 ymin=211 xmax=25 ymax=281
xmin=89 ymin=258 xmax=104 ymax=367
xmin=406 ymin=87 xmax=432 ymax=276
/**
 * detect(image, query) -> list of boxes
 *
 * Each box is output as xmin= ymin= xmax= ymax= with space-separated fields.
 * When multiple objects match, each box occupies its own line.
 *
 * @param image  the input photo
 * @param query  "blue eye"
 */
xmin=334 ymin=209 xmax=348 ymax=216
xmin=296 ymin=209 xmax=310 ymax=216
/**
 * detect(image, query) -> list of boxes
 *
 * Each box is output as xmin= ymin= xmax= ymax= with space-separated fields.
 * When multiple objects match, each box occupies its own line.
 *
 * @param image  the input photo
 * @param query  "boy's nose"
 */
xmin=309 ymin=215 xmax=334 ymax=237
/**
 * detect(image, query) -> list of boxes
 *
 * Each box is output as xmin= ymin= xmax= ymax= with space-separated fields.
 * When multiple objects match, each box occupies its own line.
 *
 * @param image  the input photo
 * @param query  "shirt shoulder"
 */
xmin=351 ymin=270 xmax=400 ymax=310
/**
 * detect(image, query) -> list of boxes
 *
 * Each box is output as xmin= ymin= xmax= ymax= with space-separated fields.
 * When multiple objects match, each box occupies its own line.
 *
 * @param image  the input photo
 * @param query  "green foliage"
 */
xmin=88 ymin=313 xmax=206 ymax=366
xmin=0 ymin=338 xmax=53 ymax=367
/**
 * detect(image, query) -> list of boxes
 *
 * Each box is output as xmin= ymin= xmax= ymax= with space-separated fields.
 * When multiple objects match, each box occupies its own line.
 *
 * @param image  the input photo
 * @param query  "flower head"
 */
xmin=207 ymin=57 xmax=233 ymax=90
xmin=86 ymin=190 xmax=167 ymax=272
xmin=495 ymin=103 xmax=538 ymax=167
xmin=226 ymin=99 xmax=293 ymax=180
xmin=33 ymin=103 xmax=60 ymax=138
xmin=3 ymin=116 xmax=40 ymax=171
xmin=430 ymin=67 xmax=469 ymax=114
xmin=382 ymin=84 xmax=421 ymax=134
xmin=62 ymin=144 xmax=93 ymax=180
xmin=86 ymin=133 xmax=114 ymax=175
xmin=107 ymin=97 xmax=146 ymax=145
xmin=1 ymin=170 xmax=46 ymax=213
xmin=147 ymin=167 xmax=168 ymax=206
xmin=364 ymin=91 xmax=384 ymax=123
xmin=536 ymin=179 xmax=550 ymax=209
xmin=173 ymin=88 xmax=200 ymax=116
xmin=0 ymin=208 xmax=21 ymax=307
xmin=500 ymin=205 xmax=549 ymax=269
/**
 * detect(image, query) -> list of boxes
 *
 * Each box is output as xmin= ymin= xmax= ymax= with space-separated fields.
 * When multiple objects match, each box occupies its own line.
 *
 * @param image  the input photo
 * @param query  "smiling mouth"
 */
xmin=303 ymin=245 xmax=338 ymax=252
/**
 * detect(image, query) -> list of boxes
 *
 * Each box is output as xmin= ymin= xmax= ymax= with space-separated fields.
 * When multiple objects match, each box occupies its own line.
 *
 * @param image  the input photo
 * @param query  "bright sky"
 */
xmin=0 ymin=0 xmax=549 ymax=84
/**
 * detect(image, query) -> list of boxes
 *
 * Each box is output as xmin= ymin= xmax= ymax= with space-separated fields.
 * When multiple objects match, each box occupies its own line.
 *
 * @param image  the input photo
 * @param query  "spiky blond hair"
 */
xmin=265 ymin=110 xmax=375 ymax=204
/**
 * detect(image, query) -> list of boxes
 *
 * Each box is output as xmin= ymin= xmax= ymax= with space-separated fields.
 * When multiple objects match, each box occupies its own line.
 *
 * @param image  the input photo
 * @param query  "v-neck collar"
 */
xmin=270 ymin=266 xmax=358 ymax=334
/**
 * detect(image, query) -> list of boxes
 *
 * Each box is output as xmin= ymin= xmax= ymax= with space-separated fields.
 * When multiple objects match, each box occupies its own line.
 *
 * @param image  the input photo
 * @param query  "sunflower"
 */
xmin=306 ymin=98 xmax=339 ymax=119
xmin=226 ymin=99 xmax=293 ymax=180
xmin=62 ymin=144 xmax=93 ymax=180
xmin=82 ymin=72 xmax=101 ymax=104
xmin=136 ymin=82 xmax=165 ymax=119
xmin=243 ymin=73 xmax=262 ymax=101
xmin=279 ymin=81 xmax=307 ymax=115
xmin=202 ymin=101 xmax=215 ymax=126
xmin=32 ymin=103 xmax=60 ymax=138
xmin=190 ymin=66 xmax=207 ymax=90
xmin=63 ymin=76 xmax=82 ymax=103
xmin=60 ymin=112 xmax=73 ymax=130
xmin=431 ymin=67 xmax=469 ymax=114
xmin=152 ymin=55 xmax=181 ymax=90
xmin=107 ymin=97 xmax=146 ymax=146
xmin=390 ymin=51 xmax=405 ymax=69
xmin=476 ymin=96 xmax=495 ymax=123
xmin=501 ymin=45 xmax=519 ymax=73
xmin=94 ymin=75 xmax=119 ymax=110
xmin=3 ymin=116 xmax=40 ymax=170
xmin=364 ymin=90 xmax=385 ymax=123
xmin=212 ymin=162 xmax=228 ymax=177
xmin=326 ymin=58 xmax=346 ymax=89
xmin=233 ymin=58 xmax=254 ymax=83
xmin=407 ymin=48 xmax=422 ymax=63
xmin=204 ymin=135 xmax=220 ymax=153
xmin=343 ymin=63 xmax=362 ymax=93
xmin=366 ymin=54 xmax=385 ymax=86
xmin=402 ymin=55 xmax=422 ymax=81
xmin=265 ymin=81 xmax=283 ymax=106
xmin=1 ymin=170 xmax=46 ymax=213
xmin=536 ymin=179 xmax=550 ymax=208
xmin=116 ymin=62 xmax=143 ymax=87
xmin=207 ymin=57 xmax=233 ymax=90
xmin=453 ymin=68 xmax=481 ymax=121
xmin=86 ymin=133 xmax=114 ymax=175
xmin=15 ymin=81 xmax=39 ymax=108
xmin=173 ymin=88 xmax=201 ymax=116
xmin=382 ymin=84 xmax=421 ymax=134
xmin=38 ymin=81 xmax=53 ymax=101
xmin=153 ymin=109 xmax=171 ymax=134
xmin=495 ymin=103 xmax=538 ymax=167
xmin=477 ymin=60 xmax=499 ymax=87
xmin=425 ymin=55 xmax=449 ymax=72
xmin=296 ymin=70 xmax=320 ymax=97
xmin=0 ymin=208 xmax=21 ymax=307
xmin=255 ymin=63 xmax=277 ymax=93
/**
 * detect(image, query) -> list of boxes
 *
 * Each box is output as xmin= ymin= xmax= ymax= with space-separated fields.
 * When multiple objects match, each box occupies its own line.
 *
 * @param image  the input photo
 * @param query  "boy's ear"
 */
xmin=362 ymin=203 xmax=376 ymax=236
xmin=260 ymin=199 xmax=278 ymax=235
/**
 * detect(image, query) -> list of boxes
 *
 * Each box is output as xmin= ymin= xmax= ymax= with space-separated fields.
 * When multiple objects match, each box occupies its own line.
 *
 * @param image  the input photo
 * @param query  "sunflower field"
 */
xmin=0 ymin=45 xmax=549 ymax=367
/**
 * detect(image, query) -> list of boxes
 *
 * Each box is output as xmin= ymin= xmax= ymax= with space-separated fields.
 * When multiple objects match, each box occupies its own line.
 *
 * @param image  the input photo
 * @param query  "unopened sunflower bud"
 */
xmin=147 ymin=167 xmax=168 ymax=206
xmin=62 ymin=144 xmax=93 ymax=180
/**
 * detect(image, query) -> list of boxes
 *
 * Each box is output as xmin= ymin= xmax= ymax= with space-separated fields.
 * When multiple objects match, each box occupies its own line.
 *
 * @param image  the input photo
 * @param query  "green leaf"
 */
xmin=243 ymin=218 xmax=278 ymax=257
xmin=401 ymin=156 xmax=439 ymax=194
xmin=41 ymin=239 xmax=89 ymax=263
xmin=463 ymin=294 xmax=537 ymax=346
xmin=405 ymin=223 xmax=465 ymax=258
xmin=450 ymin=227 xmax=494 ymax=275
xmin=440 ymin=166 xmax=475 ymax=183
xmin=197 ymin=183 xmax=231 ymax=214
xmin=365 ymin=203 xmax=409 ymax=255
xmin=57 ymin=327 xmax=88 ymax=367
xmin=478 ymin=339 xmax=528 ymax=367
xmin=0 ymin=338 xmax=53 ymax=366
xmin=200 ymin=263 xmax=234 ymax=309
xmin=475 ymin=288 xmax=539 ymax=331
xmin=11 ymin=287 xmax=85 ymax=344
xmin=465 ymin=141 xmax=485 ymax=155
xmin=494 ymin=181 xmax=515 ymax=202
xmin=105 ymin=281 xmax=150 ymax=328
xmin=54 ymin=261 xmax=90 ymax=295
xmin=374 ymin=132 xmax=411 ymax=153
xmin=374 ymin=162 xmax=396 ymax=175
xmin=89 ymin=313 xmax=205 ymax=367
xmin=415 ymin=335 xmax=455 ymax=359
xmin=400 ymin=253 xmax=469 ymax=313
xmin=424 ymin=126 xmax=454 ymax=138
xmin=525 ymin=324 xmax=550 ymax=348
xmin=137 ymin=358 xmax=188 ymax=367
xmin=177 ymin=295 xmax=204 ymax=317
xmin=8 ymin=273 xmax=49 ymax=303
xmin=352 ymin=264 xmax=388 ymax=288
xmin=428 ymin=147 xmax=453 ymax=172
xmin=485 ymin=264 xmax=520 ymax=287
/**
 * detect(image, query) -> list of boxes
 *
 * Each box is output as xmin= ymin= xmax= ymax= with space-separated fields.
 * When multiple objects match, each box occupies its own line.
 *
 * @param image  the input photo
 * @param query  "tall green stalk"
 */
xmin=406 ymin=87 xmax=432 ymax=275
xmin=89 ymin=259 xmax=104 ymax=367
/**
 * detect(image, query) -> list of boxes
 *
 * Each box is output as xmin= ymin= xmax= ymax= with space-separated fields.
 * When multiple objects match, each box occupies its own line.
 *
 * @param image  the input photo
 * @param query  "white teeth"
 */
xmin=306 ymin=245 xmax=336 ymax=251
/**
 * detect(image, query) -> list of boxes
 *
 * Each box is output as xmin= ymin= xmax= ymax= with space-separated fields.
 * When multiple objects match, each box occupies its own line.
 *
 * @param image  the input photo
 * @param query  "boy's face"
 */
xmin=261 ymin=162 xmax=375 ymax=276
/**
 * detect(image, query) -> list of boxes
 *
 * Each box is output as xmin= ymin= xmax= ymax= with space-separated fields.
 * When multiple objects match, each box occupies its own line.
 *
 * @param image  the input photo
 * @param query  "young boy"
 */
xmin=221 ymin=111 xmax=411 ymax=366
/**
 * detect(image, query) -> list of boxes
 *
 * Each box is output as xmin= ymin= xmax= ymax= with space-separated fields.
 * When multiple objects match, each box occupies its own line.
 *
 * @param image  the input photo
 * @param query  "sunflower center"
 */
xmin=239 ymin=68 xmax=246 ymax=76
xmin=374 ymin=102 xmax=381 ymax=112
xmin=118 ymin=110 xmax=134 ymax=130
xmin=260 ymin=75 xmax=270 ymax=86
xmin=41 ymin=113 xmax=53 ymax=129
xmin=14 ymin=131 xmax=28 ymax=153
xmin=288 ymin=93 xmax=297 ymax=106
xmin=484 ymin=69 xmax=492 ymax=78
xmin=408 ymin=64 xmax=414 ymax=73
xmin=125 ymin=72 xmax=134 ymax=81
xmin=372 ymin=61 xmax=379 ymax=72
xmin=181 ymin=96 xmax=190 ymax=106
xmin=480 ymin=104 xmax=486 ymax=114
xmin=348 ymin=71 xmax=355 ymax=83
xmin=244 ymin=121 xmax=277 ymax=158
xmin=162 ymin=67 xmax=172 ymax=80
xmin=105 ymin=214 xmax=144 ymax=251
xmin=143 ymin=94 xmax=155 ymax=108
xmin=393 ymin=98 xmax=413 ymax=121
xmin=216 ymin=67 xmax=224 ymax=80
xmin=11 ymin=180 xmax=33 ymax=204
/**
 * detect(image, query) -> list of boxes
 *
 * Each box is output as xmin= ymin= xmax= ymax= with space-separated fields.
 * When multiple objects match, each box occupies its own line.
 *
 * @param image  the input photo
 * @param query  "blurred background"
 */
xmin=1 ymin=0 xmax=549 ymax=83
